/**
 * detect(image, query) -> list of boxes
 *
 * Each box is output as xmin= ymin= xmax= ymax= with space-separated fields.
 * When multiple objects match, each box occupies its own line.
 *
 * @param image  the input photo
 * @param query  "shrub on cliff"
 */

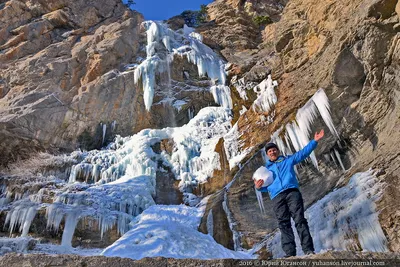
xmin=253 ymin=15 xmax=272 ymax=26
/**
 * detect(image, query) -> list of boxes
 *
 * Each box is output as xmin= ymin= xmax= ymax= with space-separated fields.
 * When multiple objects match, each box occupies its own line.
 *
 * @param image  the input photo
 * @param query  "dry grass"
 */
xmin=1 ymin=152 xmax=80 ymax=177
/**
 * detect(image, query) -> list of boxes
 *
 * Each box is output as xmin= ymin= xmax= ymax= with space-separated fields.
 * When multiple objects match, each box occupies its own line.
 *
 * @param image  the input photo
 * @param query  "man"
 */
xmin=255 ymin=129 xmax=324 ymax=257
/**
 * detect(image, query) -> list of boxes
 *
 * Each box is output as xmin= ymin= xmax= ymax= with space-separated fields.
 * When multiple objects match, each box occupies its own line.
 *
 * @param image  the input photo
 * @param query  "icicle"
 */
xmin=222 ymin=191 xmax=241 ymax=251
xmin=255 ymin=188 xmax=266 ymax=214
xmin=285 ymin=123 xmax=301 ymax=152
xmin=92 ymin=164 xmax=101 ymax=183
xmin=188 ymin=106 xmax=194 ymax=120
xmin=134 ymin=21 xmax=170 ymax=111
xmin=134 ymin=56 xmax=160 ymax=111
xmin=252 ymin=75 xmax=278 ymax=113
xmin=281 ymin=88 xmax=340 ymax=169
xmin=68 ymin=163 xmax=93 ymax=183
xmin=21 ymin=206 xmax=37 ymax=237
xmin=46 ymin=203 xmax=65 ymax=233
xmin=111 ymin=121 xmax=117 ymax=132
xmin=5 ymin=202 xmax=38 ymax=237
xmin=223 ymin=122 xmax=252 ymax=170
xmin=61 ymin=212 xmax=79 ymax=248
xmin=210 ymin=85 xmax=233 ymax=109
xmin=102 ymin=123 xmax=107 ymax=146
xmin=97 ymin=215 xmax=116 ymax=240
xmin=0 ymin=186 xmax=11 ymax=206
xmin=330 ymin=152 xmax=338 ymax=167
xmin=312 ymin=89 xmax=339 ymax=138
xmin=334 ymin=149 xmax=345 ymax=171
xmin=206 ymin=210 xmax=214 ymax=236
xmin=270 ymin=128 xmax=290 ymax=156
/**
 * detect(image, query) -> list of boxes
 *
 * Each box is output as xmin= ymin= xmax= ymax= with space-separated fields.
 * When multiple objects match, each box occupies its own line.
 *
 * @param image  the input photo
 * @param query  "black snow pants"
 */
xmin=271 ymin=188 xmax=314 ymax=256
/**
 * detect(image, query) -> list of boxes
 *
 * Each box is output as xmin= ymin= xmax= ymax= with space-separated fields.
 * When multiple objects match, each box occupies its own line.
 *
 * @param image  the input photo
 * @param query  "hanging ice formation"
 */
xmin=218 ymin=76 xmax=277 ymax=172
xmin=5 ymin=200 xmax=38 ymax=237
xmin=252 ymin=75 xmax=278 ymax=113
xmin=266 ymin=170 xmax=388 ymax=258
xmin=101 ymin=123 xmax=107 ymax=145
xmin=223 ymin=123 xmax=252 ymax=170
xmin=231 ymin=76 xmax=253 ymax=101
xmin=334 ymin=149 xmax=346 ymax=171
xmin=222 ymin=191 xmax=242 ymax=251
xmin=206 ymin=210 xmax=214 ymax=237
xmin=1 ymin=106 xmax=235 ymax=248
xmin=254 ymin=147 xmax=268 ymax=214
xmin=134 ymin=21 xmax=232 ymax=111
xmin=269 ymin=88 xmax=340 ymax=169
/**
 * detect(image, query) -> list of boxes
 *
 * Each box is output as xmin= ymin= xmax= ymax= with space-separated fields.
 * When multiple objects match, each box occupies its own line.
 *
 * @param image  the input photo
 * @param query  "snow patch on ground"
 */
xmin=101 ymin=205 xmax=254 ymax=260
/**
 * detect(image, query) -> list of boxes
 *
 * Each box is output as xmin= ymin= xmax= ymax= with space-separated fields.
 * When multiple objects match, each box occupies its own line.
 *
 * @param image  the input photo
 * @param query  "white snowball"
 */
xmin=253 ymin=166 xmax=274 ymax=187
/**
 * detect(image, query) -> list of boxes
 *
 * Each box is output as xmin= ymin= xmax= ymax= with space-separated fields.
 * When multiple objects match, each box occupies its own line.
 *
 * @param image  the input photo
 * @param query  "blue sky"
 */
xmin=127 ymin=0 xmax=213 ymax=21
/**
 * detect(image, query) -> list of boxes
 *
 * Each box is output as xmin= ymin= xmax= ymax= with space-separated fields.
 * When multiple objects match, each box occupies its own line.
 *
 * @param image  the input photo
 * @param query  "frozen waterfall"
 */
xmin=134 ymin=21 xmax=231 ymax=111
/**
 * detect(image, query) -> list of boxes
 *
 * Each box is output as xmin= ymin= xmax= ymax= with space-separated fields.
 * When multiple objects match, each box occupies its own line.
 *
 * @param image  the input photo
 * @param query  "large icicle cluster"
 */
xmin=47 ymin=174 xmax=157 ymax=247
xmin=134 ymin=21 xmax=231 ymax=111
xmin=0 ymin=107 xmax=234 ymax=250
xmin=165 ymin=107 xmax=232 ymax=189
xmin=269 ymin=88 xmax=340 ymax=169
xmin=5 ymin=200 xmax=38 ymax=237
xmin=267 ymin=170 xmax=388 ymax=258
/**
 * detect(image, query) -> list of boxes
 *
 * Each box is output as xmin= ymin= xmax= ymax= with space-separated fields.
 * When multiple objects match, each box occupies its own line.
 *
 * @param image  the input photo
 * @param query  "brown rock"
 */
xmin=213 ymin=0 xmax=400 ymax=252
xmin=198 ymin=190 xmax=235 ymax=250
xmin=396 ymin=0 xmax=400 ymax=17
xmin=367 ymin=0 xmax=398 ymax=20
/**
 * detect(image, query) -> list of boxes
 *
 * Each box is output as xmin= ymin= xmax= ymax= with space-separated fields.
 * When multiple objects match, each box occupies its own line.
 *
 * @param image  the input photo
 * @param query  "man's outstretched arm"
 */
xmin=292 ymin=129 xmax=324 ymax=164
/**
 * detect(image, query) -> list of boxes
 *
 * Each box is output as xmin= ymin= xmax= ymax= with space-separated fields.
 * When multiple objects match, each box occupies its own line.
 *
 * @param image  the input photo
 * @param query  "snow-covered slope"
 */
xmin=101 ymin=204 xmax=254 ymax=259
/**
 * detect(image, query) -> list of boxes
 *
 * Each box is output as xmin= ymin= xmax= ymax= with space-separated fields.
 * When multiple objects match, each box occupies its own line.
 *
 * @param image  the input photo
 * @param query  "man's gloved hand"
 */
xmin=254 ymin=179 xmax=264 ymax=189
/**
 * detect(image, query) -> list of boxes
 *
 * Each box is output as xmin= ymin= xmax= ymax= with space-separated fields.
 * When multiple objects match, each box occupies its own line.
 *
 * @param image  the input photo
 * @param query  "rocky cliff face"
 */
xmin=0 ymin=0 xmax=143 ymax=164
xmin=0 ymin=0 xmax=399 ymax=260
xmin=0 ymin=0 xmax=216 ymax=166
xmin=201 ymin=0 xmax=400 ymax=254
